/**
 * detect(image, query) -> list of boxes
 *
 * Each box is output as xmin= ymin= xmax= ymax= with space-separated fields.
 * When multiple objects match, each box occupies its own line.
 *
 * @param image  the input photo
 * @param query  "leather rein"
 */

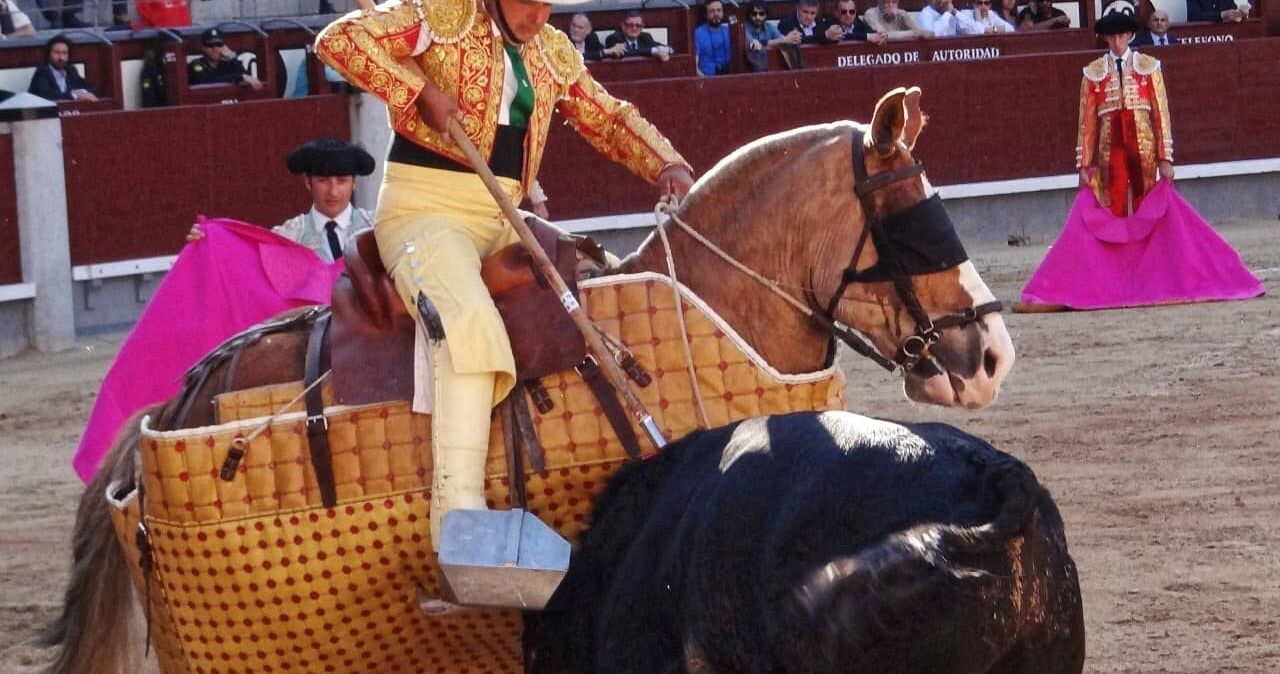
xmin=657 ymin=127 xmax=1001 ymax=376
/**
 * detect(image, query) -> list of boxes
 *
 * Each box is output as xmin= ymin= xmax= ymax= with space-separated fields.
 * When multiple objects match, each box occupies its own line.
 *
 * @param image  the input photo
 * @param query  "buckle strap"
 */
xmin=304 ymin=313 xmax=338 ymax=508
xmin=577 ymin=357 xmax=644 ymax=460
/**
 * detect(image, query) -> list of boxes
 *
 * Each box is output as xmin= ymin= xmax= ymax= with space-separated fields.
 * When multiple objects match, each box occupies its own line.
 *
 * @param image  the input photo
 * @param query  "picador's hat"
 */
xmin=1095 ymin=0 xmax=1140 ymax=35
xmin=286 ymin=139 xmax=375 ymax=177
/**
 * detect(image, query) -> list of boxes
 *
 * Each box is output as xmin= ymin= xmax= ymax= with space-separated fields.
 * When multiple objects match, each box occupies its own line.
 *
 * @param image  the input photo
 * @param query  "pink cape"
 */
xmin=72 ymin=219 xmax=344 ymax=482
xmin=1020 ymin=182 xmax=1265 ymax=310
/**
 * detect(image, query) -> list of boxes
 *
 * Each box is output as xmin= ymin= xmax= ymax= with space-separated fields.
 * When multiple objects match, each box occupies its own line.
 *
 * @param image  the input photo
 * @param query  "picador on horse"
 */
xmin=38 ymin=0 xmax=1087 ymax=669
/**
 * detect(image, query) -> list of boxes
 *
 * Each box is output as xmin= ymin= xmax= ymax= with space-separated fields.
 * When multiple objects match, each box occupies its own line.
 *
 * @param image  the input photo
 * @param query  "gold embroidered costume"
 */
xmin=1076 ymin=51 xmax=1173 ymax=214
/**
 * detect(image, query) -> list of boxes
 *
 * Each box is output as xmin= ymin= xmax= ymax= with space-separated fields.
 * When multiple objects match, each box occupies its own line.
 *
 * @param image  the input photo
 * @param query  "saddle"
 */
xmin=328 ymin=219 xmax=592 ymax=406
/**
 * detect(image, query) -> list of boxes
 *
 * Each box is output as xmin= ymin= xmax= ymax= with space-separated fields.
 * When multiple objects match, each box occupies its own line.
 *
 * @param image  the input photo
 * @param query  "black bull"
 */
xmin=523 ymin=412 xmax=1085 ymax=674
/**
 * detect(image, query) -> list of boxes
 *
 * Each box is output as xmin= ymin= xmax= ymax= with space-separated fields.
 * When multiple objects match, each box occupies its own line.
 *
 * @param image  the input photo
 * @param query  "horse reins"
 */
xmin=657 ymin=127 xmax=1001 ymax=376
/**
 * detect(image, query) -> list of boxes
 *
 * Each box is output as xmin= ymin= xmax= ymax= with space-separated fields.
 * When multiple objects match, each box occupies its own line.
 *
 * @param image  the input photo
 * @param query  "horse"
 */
xmin=40 ymin=86 xmax=1017 ymax=674
xmin=522 ymin=411 xmax=1085 ymax=674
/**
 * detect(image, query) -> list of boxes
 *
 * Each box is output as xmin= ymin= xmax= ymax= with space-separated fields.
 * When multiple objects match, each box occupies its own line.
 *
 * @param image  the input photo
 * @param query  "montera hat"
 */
xmin=1095 ymin=0 xmax=1140 ymax=35
xmin=201 ymin=28 xmax=225 ymax=45
xmin=286 ymin=139 xmax=376 ymax=177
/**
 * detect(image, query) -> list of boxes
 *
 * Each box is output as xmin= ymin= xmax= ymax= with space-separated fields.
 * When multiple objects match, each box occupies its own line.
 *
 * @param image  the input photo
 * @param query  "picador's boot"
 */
xmin=418 ymin=301 xmax=569 ymax=611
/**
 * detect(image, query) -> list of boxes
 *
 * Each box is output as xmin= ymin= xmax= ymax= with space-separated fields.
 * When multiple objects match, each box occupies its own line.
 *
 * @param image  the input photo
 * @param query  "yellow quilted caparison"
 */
xmin=121 ymin=273 xmax=846 ymax=674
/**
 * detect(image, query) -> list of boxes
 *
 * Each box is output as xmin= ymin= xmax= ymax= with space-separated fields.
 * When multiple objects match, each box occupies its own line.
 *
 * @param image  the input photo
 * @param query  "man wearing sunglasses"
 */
xmin=958 ymin=0 xmax=1015 ymax=33
xmin=830 ymin=0 xmax=889 ymax=43
xmin=187 ymin=28 xmax=264 ymax=89
xmin=604 ymin=10 xmax=673 ymax=60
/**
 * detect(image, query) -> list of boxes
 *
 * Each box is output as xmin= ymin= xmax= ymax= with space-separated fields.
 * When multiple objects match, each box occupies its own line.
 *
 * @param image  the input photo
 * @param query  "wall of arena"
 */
xmin=2 ymin=26 xmax=1278 ymax=356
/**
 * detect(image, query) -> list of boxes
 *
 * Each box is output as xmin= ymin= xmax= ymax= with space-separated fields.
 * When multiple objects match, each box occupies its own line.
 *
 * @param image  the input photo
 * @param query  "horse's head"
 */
xmin=807 ymin=87 xmax=1015 ymax=409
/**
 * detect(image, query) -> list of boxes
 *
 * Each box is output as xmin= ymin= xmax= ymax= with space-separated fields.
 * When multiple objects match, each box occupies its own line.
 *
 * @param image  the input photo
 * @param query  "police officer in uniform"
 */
xmin=187 ymin=28 xmax=264 ymax=90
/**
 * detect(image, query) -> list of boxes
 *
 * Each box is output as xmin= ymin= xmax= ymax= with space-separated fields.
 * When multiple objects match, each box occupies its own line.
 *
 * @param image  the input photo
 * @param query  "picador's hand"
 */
xmin=657 ymin=165 xmax=695 ymax=200
xmin=416 ymin=82 xmax=463 ymax=134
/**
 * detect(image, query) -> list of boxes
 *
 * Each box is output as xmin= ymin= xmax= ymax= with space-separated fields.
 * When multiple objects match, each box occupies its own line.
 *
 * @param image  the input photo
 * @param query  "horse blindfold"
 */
xmin=846 ymin=194 xmax=969 ymax=283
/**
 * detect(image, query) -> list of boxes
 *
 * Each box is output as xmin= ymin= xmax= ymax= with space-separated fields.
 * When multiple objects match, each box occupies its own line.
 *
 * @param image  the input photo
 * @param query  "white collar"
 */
xmin=310 ymin=203 xmax=353 ymax=233
xmin=1111 ymin=48 xmax=1133 ymax=63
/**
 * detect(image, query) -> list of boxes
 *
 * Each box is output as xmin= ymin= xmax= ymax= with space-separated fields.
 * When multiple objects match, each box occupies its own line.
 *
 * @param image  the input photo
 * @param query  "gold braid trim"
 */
xmin=534 ymin=25 xmax=585 ymax=87
xmin=557 ymin=71 xmax=690 ymax=183
xmin=1149 ymin=64 xmax=1174 ymax=162
xmin=315 ymin=0 xmax=426 ymax=116
xmin=423 ymin=0 xmax=476 ymax=44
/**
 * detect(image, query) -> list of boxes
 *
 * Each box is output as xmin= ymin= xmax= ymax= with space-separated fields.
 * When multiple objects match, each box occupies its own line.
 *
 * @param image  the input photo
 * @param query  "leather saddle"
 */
xmin=328 ymin=219 xmax=588 ymax=406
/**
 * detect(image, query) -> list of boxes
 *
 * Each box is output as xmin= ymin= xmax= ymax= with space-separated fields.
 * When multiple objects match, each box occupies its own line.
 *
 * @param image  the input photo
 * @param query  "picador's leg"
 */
xmin=427 ymin=336 xmax=493 ymax=548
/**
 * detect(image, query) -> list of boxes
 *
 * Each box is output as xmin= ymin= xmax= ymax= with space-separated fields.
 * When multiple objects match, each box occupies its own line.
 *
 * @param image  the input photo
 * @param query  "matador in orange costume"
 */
xmin=315 ymin=0 xmax=692 ymax=555
xmin=1076 ymin=0 xmax=1174 ymax=216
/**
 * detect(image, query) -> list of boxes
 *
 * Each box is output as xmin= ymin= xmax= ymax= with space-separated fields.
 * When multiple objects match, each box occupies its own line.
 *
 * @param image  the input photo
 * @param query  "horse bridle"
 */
xmin=809 ymin=128 xmax=1003 ymax=376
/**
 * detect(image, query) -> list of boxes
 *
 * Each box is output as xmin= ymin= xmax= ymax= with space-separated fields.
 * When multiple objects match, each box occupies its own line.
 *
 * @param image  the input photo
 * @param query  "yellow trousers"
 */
xmin=374 ymin=162 xmax=524 ymax=406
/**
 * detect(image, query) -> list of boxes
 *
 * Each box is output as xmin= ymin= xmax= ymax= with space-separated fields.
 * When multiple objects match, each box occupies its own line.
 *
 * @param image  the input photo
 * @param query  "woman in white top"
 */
xmin=958 ymin=0 xmax=1017 ymax=33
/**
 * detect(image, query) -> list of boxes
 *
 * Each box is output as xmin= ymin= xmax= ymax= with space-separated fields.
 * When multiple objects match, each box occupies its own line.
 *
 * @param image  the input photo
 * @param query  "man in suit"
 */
xmin=777 ymin=0 xmax=839 ymax=43
xmin=604 ymin=11 xmax=673 ymax=60
xmin=188 ymin=139 xmax=376 ymax=262
xmin=568 ymin=12 xmax=609 ymax=60
xmin=28 ymin=35 xmax=98 ymax=102
xmin=1131 ymin=10 xmax=1181 ymax=45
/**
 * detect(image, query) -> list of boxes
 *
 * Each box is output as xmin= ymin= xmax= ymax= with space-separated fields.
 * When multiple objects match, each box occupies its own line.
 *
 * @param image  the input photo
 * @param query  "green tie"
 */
xmin=503 ymin=43 xmax=535 ymax=129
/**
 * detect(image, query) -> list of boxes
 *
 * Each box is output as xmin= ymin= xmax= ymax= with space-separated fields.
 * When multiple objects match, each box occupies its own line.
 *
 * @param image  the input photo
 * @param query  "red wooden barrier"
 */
xmin=60 ymin=95 xmax=350 ymax=266
xmin=0 ymin=135 xmax=19 ymax=286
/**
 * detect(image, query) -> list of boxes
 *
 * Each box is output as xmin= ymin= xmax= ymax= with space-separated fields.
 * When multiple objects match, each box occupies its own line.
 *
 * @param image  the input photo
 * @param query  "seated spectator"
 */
xmin=604 ymin=11 xmax=674 ymax=61
xmin=1 ymin=0 xmax=35 ymax=38
xmin=1018 ymin=0 xmax=1070 ymax=29
xmin=188 ymin=28 xmax=265 ymax=90
xmin=778 ymin=0 xmax=834 ymax=44
xmin=1186 ymin=0 xmax=1245 ymax=22
xmin=958 ymin=0 xmax=1017 ymax=33
xmin=919 ymin=0 xmax=963 ymax=36
xmin=830 ymin=0 xmax=889 ymax=43
xmin=34 ymin=0 xmax=88 ymax=29
xmin=1131 ymin=10 xmax=1180 ymax=45
xmin=568 ymin=12 xmax=608 ymax=61
xmin=744 ymin=0 xmax=798 ymax=72
xmin=28 ymin=35 xmax=99 ymax=102
xmin=864 ymin=0 xmax=933 ymax=39
xmin=993 ymin=0 xmax=1021 ymax=27
xmin=694 ymin=0 xmax=731 ymax=76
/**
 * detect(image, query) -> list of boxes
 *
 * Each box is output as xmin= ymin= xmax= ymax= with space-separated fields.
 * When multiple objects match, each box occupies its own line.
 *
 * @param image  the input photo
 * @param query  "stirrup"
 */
xmin=435 ymin=508 xmax=570 ymax=611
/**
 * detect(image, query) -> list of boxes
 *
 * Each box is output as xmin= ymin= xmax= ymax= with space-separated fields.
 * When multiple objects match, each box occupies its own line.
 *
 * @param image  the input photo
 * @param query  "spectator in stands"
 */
xmin=188 ymin=28 xmax=265 ymax=90
xmin=744 ymin=0 xmax=798 ymax=71
xmin=1186 ymin=0 xmax=1244 ymax=22
xmin=958 ymin=0 xmax=1016 ymax=33
xmin=865 ymin=0 xmax=933 ymax=39
xmin=993 ymin=0 xmax=1021 ymax=27
xmin=1131 ymin=10 xmax=1180 ymax=45
xmin=187 ymin=139 xmax=376 ymax=262
xmin=28 ymin=35 xmax=99 ymax=102
xmin=0 ymin=0 xmax=35 ymax=38
xmin=568 ymin=12 xmax=609 ymax=60
xmin=605 ymin=11 xmax=673 ymax=60
xmin=830 ymin=0 xmax=889 ymax=42
xmin=1018 ymin=0 xmax=1070 ymax=29
xmin=34 ymin=0 xmax=87 ymax=29
xmin=777 ymin=0 xmax=834 ymax=44
xmin=919 ymin=0 xmax=963 ymax=36
xmin=694 ymin=0 xmax=731 ymax=76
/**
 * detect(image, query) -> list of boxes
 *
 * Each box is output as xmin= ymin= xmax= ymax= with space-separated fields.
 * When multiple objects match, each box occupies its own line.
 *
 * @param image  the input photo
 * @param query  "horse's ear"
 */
xmin=902 ymin=87 xmax=926 ymax=151
xmin=869 ymin=88 xmax=908 ymax=157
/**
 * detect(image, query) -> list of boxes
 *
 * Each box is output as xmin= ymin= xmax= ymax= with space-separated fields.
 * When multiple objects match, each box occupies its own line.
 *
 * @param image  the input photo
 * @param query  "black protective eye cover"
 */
xmin=853 ymin=194 xmax=969 ymax=282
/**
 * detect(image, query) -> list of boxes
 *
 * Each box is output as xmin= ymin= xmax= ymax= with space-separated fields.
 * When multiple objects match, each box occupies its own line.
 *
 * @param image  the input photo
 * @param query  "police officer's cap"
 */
xmin=201 ymin=28 xmax=225 ymax=46
xmin=1095 ymin=0 xmax=1140 ymax=35
xmin=286 ymin=139 xmax=376 ymax=177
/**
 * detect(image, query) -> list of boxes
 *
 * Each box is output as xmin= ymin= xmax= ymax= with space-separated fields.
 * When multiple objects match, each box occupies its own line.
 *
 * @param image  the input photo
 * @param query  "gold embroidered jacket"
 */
xmin=1075 ymin=51 xmax=1173 ymax=206
xmin=315 ymin=0 xmax=689 ymax=193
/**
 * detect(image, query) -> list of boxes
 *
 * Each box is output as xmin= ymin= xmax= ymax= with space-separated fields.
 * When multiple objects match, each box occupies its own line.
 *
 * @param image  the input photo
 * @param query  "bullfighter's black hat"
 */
xmin=286 ymin=139 xmax=375 ymax=177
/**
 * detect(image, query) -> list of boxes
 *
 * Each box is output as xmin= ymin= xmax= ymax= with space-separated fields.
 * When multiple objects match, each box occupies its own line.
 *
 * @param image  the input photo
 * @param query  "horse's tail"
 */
xmin=793 ymin=452 xmax=1055 ymax=663
xmin=39 ymin=406 xmax=157 ymax=674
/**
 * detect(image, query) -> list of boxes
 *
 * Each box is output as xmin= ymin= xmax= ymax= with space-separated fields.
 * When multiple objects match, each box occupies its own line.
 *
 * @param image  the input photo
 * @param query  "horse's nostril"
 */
xmin=984 ymin=349 xmax=998 ymax=379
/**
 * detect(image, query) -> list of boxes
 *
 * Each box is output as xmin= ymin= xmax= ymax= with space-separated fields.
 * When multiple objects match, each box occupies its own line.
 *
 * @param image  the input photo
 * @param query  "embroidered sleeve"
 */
xmin=315 ymin=0 xmax=429 ymax=118
xmin=556 ymin=68 xmax=690 ymax=183
xmin=1149 ymin=65 xmax=1173 ymax=162
xmin=1076 ymin=75 xmax=1098 ymax=169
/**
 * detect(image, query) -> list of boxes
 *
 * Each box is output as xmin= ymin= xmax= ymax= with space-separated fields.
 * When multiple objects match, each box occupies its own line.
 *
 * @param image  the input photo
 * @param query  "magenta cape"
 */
xmin=1020 ymin=182 xmax=1264 ymax=310
xmin=72 ymin=219 xmax=344 ymax=482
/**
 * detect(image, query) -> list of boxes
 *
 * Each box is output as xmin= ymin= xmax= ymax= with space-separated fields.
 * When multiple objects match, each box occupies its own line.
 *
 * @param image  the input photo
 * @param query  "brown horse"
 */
xmin=40 ymin=87 xmax=1016 ymax=674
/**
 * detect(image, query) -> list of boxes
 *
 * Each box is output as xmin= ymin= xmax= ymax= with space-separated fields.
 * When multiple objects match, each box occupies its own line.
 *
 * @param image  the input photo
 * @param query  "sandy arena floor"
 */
xmin=0 ymin=217 xmax=1276 ymax=674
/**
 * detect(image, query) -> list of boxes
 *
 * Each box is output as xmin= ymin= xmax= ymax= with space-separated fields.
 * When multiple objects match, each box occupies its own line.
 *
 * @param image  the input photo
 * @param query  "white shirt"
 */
xmin=957 ymin=8 xmax=1016 ymax=34
xmin=311 ymin=204 xmax=352 ymax=261
xmin=1 ymin=0 xmax=32 ymax=33
xmin=1150 ymin=32 xmax=1171 ymax=46
xmin=919 ymin=5 xmax=961 ymax=36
